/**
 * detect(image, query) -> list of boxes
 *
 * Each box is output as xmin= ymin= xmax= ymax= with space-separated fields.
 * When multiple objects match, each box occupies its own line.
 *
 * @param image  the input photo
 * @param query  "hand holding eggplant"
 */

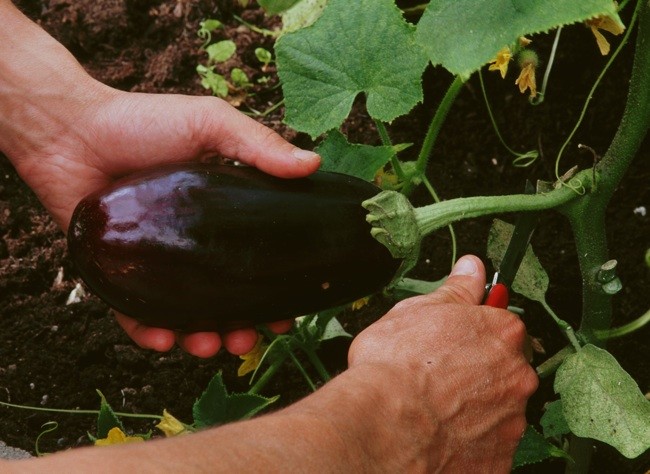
xmin=0 ymin=0 xmax=320 ymax=357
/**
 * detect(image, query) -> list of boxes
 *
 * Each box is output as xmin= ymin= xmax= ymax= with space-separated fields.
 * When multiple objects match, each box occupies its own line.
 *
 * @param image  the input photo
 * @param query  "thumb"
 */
xmin=426 ymin=255 xmax=487 ymax=306
xmin=196 ymin=97 xmax=321 ymax=178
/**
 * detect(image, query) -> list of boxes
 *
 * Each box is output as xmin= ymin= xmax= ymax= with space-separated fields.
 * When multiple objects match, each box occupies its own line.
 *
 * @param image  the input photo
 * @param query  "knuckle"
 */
xmin=511 ymin=416 xmax=529 ymax=442
xmin=503 ymin=315 xmax=528 ymax=347
xmin=522 ymin=366 xmax=540 ymax=396
xmin=434 ymin=284 xmax=477 ymax=305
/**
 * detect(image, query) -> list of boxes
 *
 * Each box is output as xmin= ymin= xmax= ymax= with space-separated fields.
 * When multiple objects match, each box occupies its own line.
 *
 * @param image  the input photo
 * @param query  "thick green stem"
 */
xmin=402 ymin=75 xmax=464 ymax=194
xmin=563 ymin=0 xmax=650 ymax=340
xmin=561 ymin=2 xmax=650 ymax=473
xmin=564 ymin=206 xmax=611 ymax=340
xmin=413 ymin=171 xmax=590 ymax=236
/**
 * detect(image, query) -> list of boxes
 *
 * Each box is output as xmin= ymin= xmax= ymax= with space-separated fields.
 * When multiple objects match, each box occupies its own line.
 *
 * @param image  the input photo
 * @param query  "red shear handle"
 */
xmin=484 ymin=283 xmax=509 ymax=309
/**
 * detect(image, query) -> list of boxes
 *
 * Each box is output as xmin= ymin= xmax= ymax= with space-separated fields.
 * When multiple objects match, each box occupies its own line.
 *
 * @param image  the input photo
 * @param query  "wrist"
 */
xmin=285 ymin=364 xmax=441 ymax=472
xmin=0 ymin=1 xmax=111 ymax=165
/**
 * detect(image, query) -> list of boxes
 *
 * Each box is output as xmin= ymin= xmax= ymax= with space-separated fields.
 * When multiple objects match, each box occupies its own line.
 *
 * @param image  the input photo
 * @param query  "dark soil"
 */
xmin=1 ymin=1 xmax=648 ymax=472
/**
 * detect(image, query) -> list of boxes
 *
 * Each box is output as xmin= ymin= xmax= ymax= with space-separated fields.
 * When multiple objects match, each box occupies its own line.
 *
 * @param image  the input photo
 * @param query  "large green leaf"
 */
xmin=315 ymin=130 xmax=398 ymax=181
xmin=555 ymin=344 xmax=650 ymax=458
xmin=416 ymin=0 xmax=622 ymax=78
xmin=276 ymin=0 xmax=428 ymax=138
xmin=193 ymin=372 xmax=278 ymax=428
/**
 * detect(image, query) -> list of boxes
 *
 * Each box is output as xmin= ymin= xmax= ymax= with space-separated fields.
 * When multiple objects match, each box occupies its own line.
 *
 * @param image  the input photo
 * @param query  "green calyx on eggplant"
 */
xmin=67 ymin=163 xmax=402 ymax=331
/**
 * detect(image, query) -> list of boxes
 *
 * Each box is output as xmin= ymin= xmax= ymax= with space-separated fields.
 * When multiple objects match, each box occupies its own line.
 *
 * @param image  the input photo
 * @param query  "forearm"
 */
xmin=0 ymin=0 xmax=107 ymax=164
xmin=6 ymin=366 xmax=433 ymax=473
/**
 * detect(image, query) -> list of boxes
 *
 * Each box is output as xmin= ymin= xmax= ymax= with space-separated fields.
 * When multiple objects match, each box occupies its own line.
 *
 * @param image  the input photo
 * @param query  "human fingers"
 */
xmin=222 ymin=328 xmax=260 ymax=356
xmin=175 ymin=332 xmax=223 ymax=359
xmin=190 ymin=96 xmax=321 ymax=178
xmin=113 ymin=311 xmax=176 ymax=352
xmin=162 ymin=322 xmax=291 ymax=357
xmin=424 ymin=254 xmax=487 ymax=306
xmin=266 ymin=319 xmax=294 ymax=334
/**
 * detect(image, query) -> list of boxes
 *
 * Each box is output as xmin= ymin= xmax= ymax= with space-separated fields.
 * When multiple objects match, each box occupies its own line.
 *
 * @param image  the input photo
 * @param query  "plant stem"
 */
xmin=554 ymin=5 xmax=638 ymax=183
xmin=530 ymin=26 xmax=562 ymax=106
xmin=244 ymin=99 xmax=285 ymax=117
xmin=374 ymin=119 xmax=406 ymax=181
xmin=402 ymin=75 xmax=464 ymax=194
xmin=248 ymin=352 xmax=288 ymax=394
xmin=563 ymin=0 xmax=649 ymax=340
xmin=0 ymin=401 xmax=162 ymax=420
xmin=540 ymin=299 xmax=582 ymax=351
xmin=413 ymin=171 xmax=590 ymax=237
xmin=478 ymin=70 xmax=538 ymax=164
xmin=288 ymin=350 xmax=317 ymax=391
xmin=536 ymin=345 xmax=576 ymax=379
xmin=303 ymin=347 xmax=331 ymax=383
xmin=561 ymin=2 xmax=649 ymax=473
xmin=233 ymin=14 xmax=278 ymax=37
xmin=595 ymin=307 xmax=650 ymax=339
xmin=422 ymin=175 xmax=457 ymax=270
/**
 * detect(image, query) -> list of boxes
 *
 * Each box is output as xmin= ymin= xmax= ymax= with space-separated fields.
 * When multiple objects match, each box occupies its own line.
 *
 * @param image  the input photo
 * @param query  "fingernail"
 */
xmin=292 ymin=148 xmax=320 ymax=162
xmin=451 ymin=256 xmax=478 ymax=276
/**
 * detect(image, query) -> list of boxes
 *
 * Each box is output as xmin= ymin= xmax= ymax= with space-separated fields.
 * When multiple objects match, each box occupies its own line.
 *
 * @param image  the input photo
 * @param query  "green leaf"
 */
xmin=295 ymin=308 xmax=350 ymax=343
xmin=320 ymin=317 xmax=352 ymax=341
xmin=315 ymin=130 xmax=395 ymax=181
xmin=276 ymin=0 xmax=428 ymax=138
xmin=541 ymin=400 xmax=571 ymax=439
xmin=258 ymin=0 xmax=301 ymax=15
xmin=96 ymin=390 xmax=124 ymax=439
xmin=415 ymin=0 xmax=622 ymax=78
xmin=205 ymin=40 xmax=236 ymax=64
xmin=555 ymin=344 xmax=650 ymax=458
xmin=513 ymin=425 xmax=571 ymax=469
xmin=255 ymin=47 xmax=273 ymax=65
xmin=487 ymin=219 xmax=549 ymax=302
xmin=197 ymin=66 xmax=229 ymax=97
xmin=199 ymin=19 xmax=223 ymax=35
xmin=231 ymin=68 xmax=250 ymax=88
xmin=281 ymin=0 xmax=327 ymax=33
xmin=193 ymin=372 xmax=278 ymax=428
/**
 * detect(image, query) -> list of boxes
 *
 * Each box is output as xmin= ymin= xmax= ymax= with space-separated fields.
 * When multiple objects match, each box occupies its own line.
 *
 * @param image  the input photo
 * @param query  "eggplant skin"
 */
xmin=67 ymin=163 xmax=401 ymax=331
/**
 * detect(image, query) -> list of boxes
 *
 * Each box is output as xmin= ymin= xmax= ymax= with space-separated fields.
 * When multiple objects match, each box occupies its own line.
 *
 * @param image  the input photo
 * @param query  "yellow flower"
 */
xmin=585 ymin=13 xmax=625 ymax=55
xmin=351 ymin=297 xmax=370 ymax=311
xmin=374 ymin=168 xmax=399 ymax=189
xmin=515 ymin=63 xmax=537 ymax=98
xmin=488 ymin=46 xmax=512 ymax=79
xmin=94 ymin=427 xmax=145 ymax=446
xmin=238 ymin=335 xmax=266 ymax=377
xmin=156 ymin=409 xmax=187 ymax=437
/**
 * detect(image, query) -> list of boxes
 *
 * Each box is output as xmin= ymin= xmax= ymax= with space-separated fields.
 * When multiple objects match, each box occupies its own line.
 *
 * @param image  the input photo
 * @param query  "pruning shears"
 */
xmin=484 ymin=182 xmax=539 ymax=309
